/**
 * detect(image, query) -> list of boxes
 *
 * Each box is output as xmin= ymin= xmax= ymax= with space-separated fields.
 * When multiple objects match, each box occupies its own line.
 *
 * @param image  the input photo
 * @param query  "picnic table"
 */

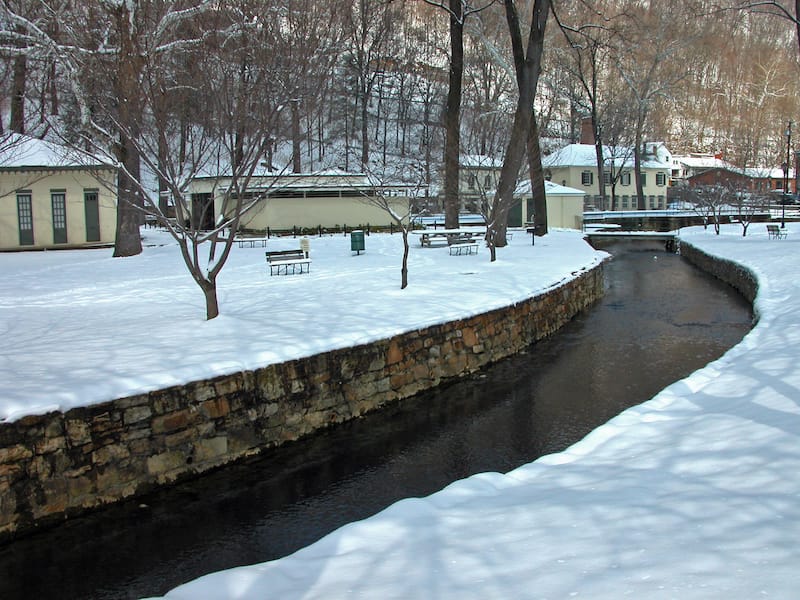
xmin=411 ymin=229 xmax=485 ymax=248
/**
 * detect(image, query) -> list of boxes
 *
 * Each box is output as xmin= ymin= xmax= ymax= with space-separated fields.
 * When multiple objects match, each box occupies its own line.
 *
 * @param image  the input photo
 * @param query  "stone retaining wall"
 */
xmin=680 ymin=241 xmax=759 ymax=304
xmin=0 ymin=263 xmax=605 ymax=542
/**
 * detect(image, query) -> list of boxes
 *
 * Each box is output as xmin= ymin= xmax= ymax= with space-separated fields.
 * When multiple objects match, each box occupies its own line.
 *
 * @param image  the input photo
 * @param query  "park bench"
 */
xmin=266 ymin=249 xmax=311 ymax=275
xmin=767 ymin=224 xmax=788 ymax=240
xmin=236 ymin=237 xmax=269 ymax=248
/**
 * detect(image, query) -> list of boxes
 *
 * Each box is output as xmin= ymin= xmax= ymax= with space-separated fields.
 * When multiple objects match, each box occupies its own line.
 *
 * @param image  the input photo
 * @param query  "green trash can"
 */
xmin=351 ymin=230 xmax=365 ymax=254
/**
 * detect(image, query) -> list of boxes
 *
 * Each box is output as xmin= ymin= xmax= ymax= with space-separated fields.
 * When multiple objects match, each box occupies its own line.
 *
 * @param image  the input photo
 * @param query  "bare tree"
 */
xmin=356 ymin=165 xmax=424 ymax=289
xmin=553 ymin=0 xmax=623 ymax=212
xmin=487 ymin=0 xmax=550 ymax=261
xmin=729 ymin=1 xmax=800 ymax=55
xmin=615 ymin=1 xmax=693 ymax=209
xmin=423 ymin=0 xmax=496 ymax=230
xmin=341 ymin=0 xmax=398 ymax=168
xmin=731 ymin=188 xmax=763 ymax=236
xmin=134 ymin=2 xmax=292 ymax=319
xmin=689 ymin=184 xmax=733 ymax=235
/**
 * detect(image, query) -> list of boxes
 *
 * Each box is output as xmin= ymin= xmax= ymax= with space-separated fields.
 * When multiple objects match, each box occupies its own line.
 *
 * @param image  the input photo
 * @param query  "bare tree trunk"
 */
xmin=111 ymin=2 xmax=143 ymax=257
xmin=443 ymin=0 xmax=464 ymax=230
xmin=114 ymin=140 xmax=145 ymax=257
xmin=591 ymin=113 xmax=607 ymax=210
xmin=401 ymin=231 xmax=409 ymax=289
xmin=158 ymin=134 xmax=169 ymax=215
xmin=360 ymin=87 xmax=369 ymax=166
xmin=489 ymin=0 xmax=550 ymax=258
xmin=11 ymin=54 xmax=26 ymax=134
xmin=634 ymin=113 xmax=645 ymax=210
xmin=292 ymin=96 xmax=302 ymax=173
xmin=201 ymin=279 xmax=220 ymax=320
xmin=527 ymin=114 xmax=548 ymax=235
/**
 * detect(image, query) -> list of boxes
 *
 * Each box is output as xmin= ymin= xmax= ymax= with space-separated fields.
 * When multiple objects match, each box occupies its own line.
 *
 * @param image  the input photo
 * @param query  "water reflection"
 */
xmin=0 ymin=240 xmax=753 ymax=600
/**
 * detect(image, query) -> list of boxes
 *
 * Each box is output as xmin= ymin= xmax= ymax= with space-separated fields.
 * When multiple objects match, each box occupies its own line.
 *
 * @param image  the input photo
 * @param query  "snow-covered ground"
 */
xmin=0 ymin=227 xmax=603 ymax=421
xmin=141 ymin=224 xmax=800 ymax=600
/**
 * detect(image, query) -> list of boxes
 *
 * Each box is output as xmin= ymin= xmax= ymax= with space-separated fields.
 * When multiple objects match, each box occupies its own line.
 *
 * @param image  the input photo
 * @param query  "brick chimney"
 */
xmin=580 ymin=117 xmax=595 ymax=145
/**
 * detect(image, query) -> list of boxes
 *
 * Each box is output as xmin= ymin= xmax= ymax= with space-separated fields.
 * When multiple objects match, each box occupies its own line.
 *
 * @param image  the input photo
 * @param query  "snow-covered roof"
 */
xmin=674 ymin=155 xmax=794 ymax=180
xmin=515 ymin=179 xmax=585 ymax=197
xmin=674 ymin=154 xmax=727 ymax=170
xmin=543 ymin=143 xmax=669 ymax=170
xmin=0 ymin=133 xmax=113 ymax=170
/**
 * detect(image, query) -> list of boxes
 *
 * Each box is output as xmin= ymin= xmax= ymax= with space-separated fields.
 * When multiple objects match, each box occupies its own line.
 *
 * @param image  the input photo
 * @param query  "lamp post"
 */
xmin=782 ymin=120 xmax=792 ymax=228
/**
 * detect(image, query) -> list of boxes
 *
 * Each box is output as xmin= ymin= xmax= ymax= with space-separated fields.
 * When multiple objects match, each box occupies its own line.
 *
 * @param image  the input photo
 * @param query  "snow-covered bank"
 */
xmin=147 ymin=224 xmax=800 ymax=599
xmin=0 ymin=228 xmax=604 ymax=421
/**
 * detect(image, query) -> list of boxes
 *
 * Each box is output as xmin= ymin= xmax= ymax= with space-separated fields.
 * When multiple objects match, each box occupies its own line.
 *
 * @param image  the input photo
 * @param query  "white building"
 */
xmin=0 ymin=134 xmax=117 ymax=251
xmin=542 ymin=143 xmax=672 ymax=211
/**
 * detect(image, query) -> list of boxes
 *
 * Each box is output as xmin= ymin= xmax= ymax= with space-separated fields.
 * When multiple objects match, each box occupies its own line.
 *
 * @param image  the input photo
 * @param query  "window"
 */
xmin=639 ymin=173 xmax=647 ymax=187
xmin=621 ymin=172 xmax=631 ymax=186
xmin=603 ymin=171 xmax=611 ymax=185
xmin=622 ymin=195 xmax=629 ymax=209
xmin=17 ymin=192 xmax=34 ymax=246
xmin=468 ymin=174 xmax=476 ymax=190
xmin=581 ymin=171 xmax=593 ymax=186
xmin=656 ymin=172 xmax=667 ymax=186
xmin=51 ymin=192 xmax=67 ymax=244
xmin=484 ymin=174 xmax=492 ymax=188
xmin=648 ymin=195 xmax=656 ymax=209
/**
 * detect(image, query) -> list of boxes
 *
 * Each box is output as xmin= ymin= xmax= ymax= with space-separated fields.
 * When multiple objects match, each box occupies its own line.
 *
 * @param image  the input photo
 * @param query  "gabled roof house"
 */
xmin=542 ymin=143 xmax=672 ymax=211
xmin=0 ymin=134 xmax=117 ymax=250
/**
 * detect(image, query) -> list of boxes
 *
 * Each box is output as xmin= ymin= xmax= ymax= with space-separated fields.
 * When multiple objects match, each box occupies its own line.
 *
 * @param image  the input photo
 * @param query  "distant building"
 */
xmin=185 ymin=169 xmax=413 ymax=231
xmin=514 ymin=180 xmax=585 ymax=230
xmin=542 ymin=143 xmax=672 ymax=211
xmin=0 ymin=134 xmax=117 ymax=251
xmin=672 ymin=154 xmax=795 ymax=194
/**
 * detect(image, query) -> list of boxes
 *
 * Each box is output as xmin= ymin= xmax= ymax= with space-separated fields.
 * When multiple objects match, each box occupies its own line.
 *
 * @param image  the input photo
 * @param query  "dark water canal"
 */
xmin=0 ymin=240 xmax=753 ymax=600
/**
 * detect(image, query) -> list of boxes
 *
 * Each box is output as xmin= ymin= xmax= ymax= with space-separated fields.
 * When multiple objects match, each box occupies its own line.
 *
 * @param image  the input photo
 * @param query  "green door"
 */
xmin=84 ymin=191 xmax=101 ymax=242
xmin=51 ymin=192 xmax=67 ymax=244
xmin=17 ymin=193 xmax=34 ymax=246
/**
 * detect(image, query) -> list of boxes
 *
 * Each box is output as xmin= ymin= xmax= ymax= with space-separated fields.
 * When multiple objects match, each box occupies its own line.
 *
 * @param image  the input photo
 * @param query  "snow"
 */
xmin=0 ymin=133 xmax=112 ymax=169
xmin=0 ymin=227 xmax=602 ymax=421
xmin=542 ymin=143 xmax=669 ymax=169
xmin=137 ymin=223 xmax=800 ymax=600
xmin=5 ymin=223 xmax=800 ymax=599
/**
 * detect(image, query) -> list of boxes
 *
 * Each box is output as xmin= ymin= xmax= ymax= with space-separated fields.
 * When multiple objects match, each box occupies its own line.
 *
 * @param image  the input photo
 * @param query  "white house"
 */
xmin=542 ymin=143 xmax=672 ymax=211
xmin=0 ymin=134 xmax=117 ymax=251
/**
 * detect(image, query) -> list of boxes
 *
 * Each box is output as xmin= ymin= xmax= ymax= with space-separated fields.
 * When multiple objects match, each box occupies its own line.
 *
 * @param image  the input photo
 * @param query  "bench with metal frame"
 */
xmin=265 ymin=249 xmax=311 ymax=275
xmin=767 ymin=224 xmax=788 ymax=240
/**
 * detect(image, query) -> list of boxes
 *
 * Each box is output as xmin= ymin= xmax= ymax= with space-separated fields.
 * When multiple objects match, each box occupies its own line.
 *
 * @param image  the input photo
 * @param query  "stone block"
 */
xmin=92 ymin=443 xmax=131 ymax=466
xmin=0 ymin=444 xmax=32 ymax=464
xmin=152 ymin=409 xmax=193 ymax=434
xmin=65 ymin=419 xmax=92 ymax=446
xmin=192 ymin=436 xmax=229 ymax=463
xmin=201 ymin=397 xmax=230 ymax=420
xmin=123 ymin=405 xmax=152 ymax=426
xmin=146 ymin=450 xmax=186 ymax=477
